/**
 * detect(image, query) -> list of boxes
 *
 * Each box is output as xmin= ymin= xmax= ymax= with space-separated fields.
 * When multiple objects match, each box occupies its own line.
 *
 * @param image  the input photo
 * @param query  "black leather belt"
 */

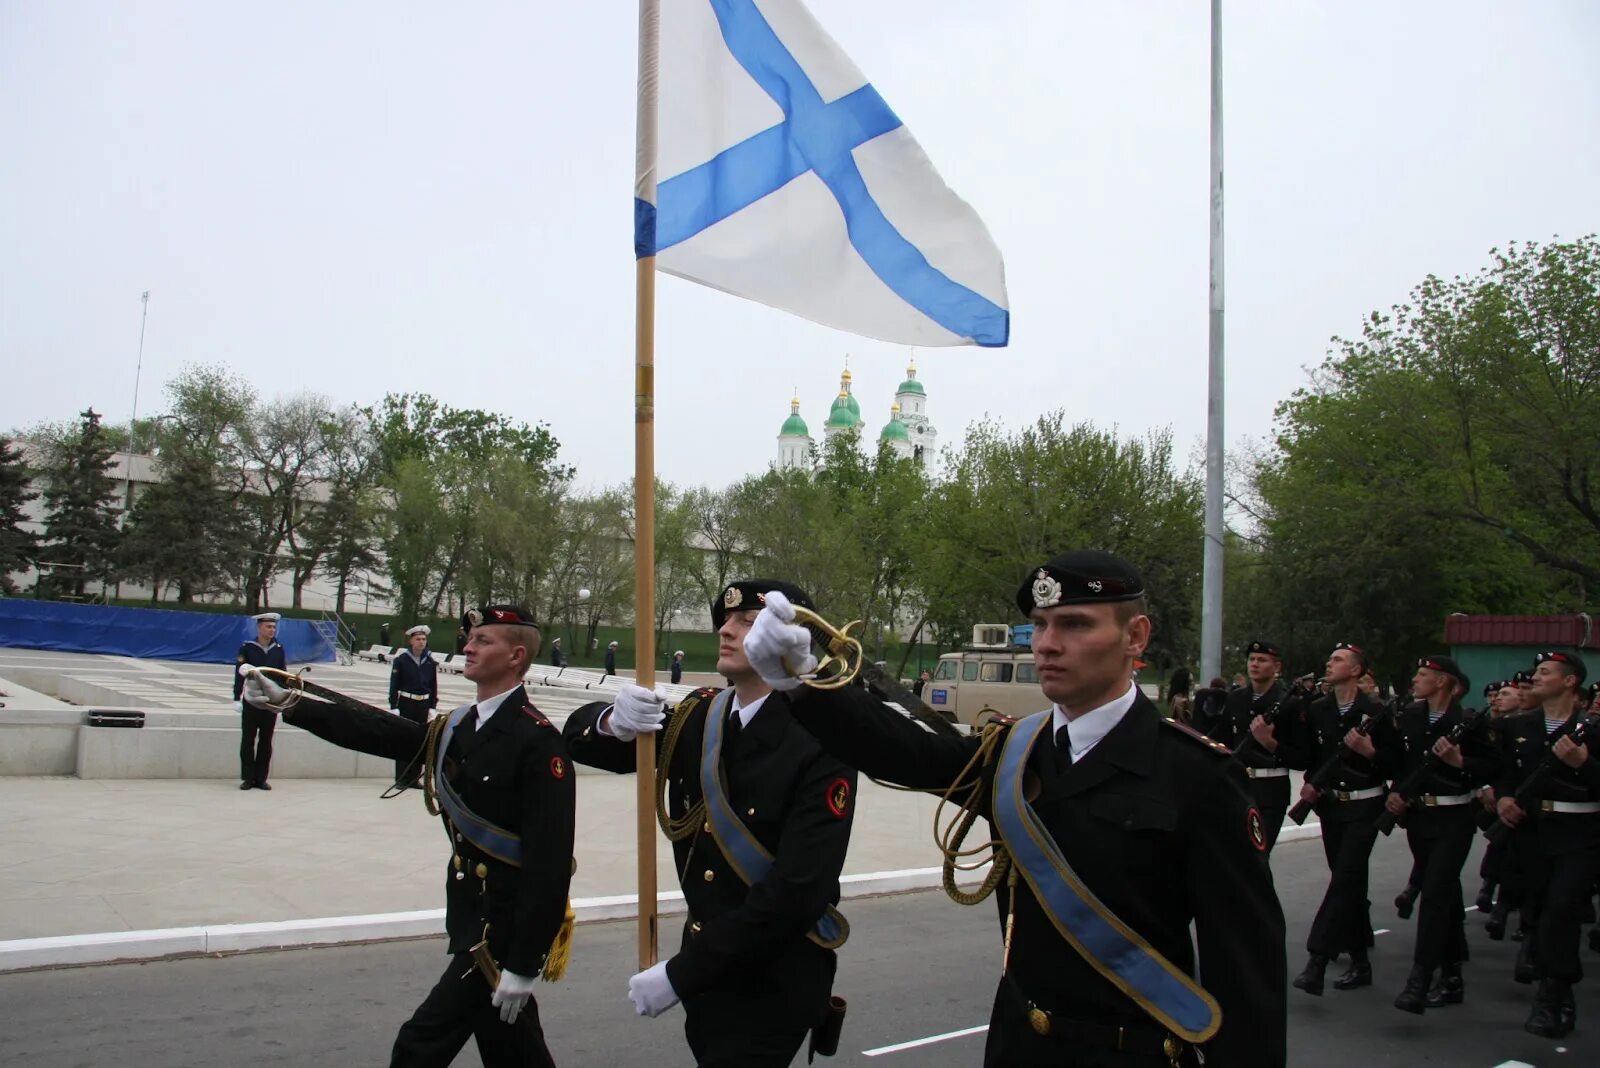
xmin=1004 ymin=973 xmax=1186 ymax=1059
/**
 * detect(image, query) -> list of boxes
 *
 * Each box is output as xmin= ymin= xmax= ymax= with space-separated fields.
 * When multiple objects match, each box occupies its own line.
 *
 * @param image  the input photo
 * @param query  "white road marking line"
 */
xmin=1492 ymin=1061 xmax=1538 ymax=1067
xmin=862 ymin=1024 xmax=989 ymax=1056
xmin=1374 ymin=928 xmax=1391 ymax=935
xmin=1465 ymin=905 xmax=1478 ymax=912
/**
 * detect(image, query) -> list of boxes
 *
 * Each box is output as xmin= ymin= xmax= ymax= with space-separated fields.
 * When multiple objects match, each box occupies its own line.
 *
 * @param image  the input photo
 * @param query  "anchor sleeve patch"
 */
xmin=1247 ymin=807 xmax=1266 ymax=852
xmin=826 ymin=777 xmax=851 ymax=819
xmin=549 ymin=756 xmax=566 ymax=780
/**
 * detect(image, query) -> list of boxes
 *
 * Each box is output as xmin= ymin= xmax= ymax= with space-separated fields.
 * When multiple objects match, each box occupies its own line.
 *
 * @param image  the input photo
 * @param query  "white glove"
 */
xmin=242 ymin=672 xmax=294 ymax=710
xmin=491 ymin=968 xmax=536 ymax=1024
xmin=627 ymin=960 xmax=680 ymax=1018
xmin=743 ymin=590 xmax=816 ymax=691
xmin=603 ymin=684 xmax=668 ymax=742
xmin=232 ymin=700 xmax=243 ymax=713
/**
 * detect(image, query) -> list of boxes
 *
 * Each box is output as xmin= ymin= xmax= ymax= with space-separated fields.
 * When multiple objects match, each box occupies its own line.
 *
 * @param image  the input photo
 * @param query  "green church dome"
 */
xmin=779 ymin=394 xmax=809 ymax=438
xmin=824 ymin=391 xmax=860 ymax=430
xmin=897 ymin=357 xmax=925 ymax=396
xmin=880 ymin=403 xmax=910 ymax=442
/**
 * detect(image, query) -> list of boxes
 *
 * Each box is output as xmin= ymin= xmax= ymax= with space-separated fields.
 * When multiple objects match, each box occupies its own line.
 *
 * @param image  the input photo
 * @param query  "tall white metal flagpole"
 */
xmin=1201 ymin=0 xmax=1225 ymax=684
xmin=125 ymin=290 xmax=151 ymax=517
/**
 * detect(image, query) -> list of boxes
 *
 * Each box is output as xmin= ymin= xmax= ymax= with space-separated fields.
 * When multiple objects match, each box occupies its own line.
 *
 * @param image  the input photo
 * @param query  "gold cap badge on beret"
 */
xmin=723 ymin=586 xmax=743 ymax=609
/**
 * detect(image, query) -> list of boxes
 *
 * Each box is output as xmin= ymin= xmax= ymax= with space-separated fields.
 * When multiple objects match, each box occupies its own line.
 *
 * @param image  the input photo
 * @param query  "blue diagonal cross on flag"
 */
xmin=636 ymin=0 xmax=1009 ymax=347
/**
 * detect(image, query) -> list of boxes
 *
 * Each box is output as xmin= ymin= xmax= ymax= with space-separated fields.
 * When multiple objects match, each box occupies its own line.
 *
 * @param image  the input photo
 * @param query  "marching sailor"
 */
xmin=743 ymin=551 xmax=1286 ymax=1066
xmin=563 ymin=579 xmax=857 ymax=1067
xmin=247 ymin=604 xmax=576 ymax=1066
xmin=1202 ymin=639 xmax=1310 ymax=850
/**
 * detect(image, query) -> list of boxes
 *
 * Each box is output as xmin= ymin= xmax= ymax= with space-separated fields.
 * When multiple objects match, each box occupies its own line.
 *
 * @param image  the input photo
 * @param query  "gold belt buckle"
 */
xmin=1164 ymin=1034 xmax=1184 ymax=1066
xmin=1028 ymin=1005 xmax=1050 ymax=1035
xmin=1424 ymin=795 xmax=1437 ymax=807
xmin=1334 ymin=789 xmax=1350 ymax=801
xmin=1541 ymin=800 xmax=1555 ymax=813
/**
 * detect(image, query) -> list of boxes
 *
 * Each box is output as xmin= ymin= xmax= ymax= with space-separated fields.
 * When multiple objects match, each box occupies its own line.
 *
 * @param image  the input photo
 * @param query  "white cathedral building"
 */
xmin=777 ymin=359 xmax=938 ymax=471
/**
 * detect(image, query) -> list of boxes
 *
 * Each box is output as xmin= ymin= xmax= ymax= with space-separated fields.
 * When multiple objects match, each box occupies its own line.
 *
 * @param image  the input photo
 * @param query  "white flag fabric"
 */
xmin=635 ymin=0 xmax=1009 ymax=347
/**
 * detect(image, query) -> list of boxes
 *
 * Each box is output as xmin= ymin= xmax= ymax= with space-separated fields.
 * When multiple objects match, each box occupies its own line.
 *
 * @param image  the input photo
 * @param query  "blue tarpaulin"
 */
xmin=0 ymin=599 xmax=336 ymax=665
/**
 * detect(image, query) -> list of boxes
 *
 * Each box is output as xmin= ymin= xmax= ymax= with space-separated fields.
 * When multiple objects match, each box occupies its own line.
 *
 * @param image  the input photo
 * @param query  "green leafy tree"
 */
xmin=916 ymin=414 xmax=1204 ymax=667
xmin=35 ymin=408 xmax=123 ymax=599
xmin=0 ymin=436 xmax=40 ymax=593
xmin=118 ymin=446 xmax=244 ymax=603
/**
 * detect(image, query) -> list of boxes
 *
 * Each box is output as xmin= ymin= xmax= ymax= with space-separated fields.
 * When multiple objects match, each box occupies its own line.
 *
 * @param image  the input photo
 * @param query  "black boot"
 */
xmin=1293 ymin=954 xmax=1329 ymax=996
xmin=1524 ymin=979 xmax=1575 ymax=1039
xmin=1513 ymin=936 xmax=1539 ymax=984
xmin=1475 ymin=879 xmax=1496 ymax=913
xmin=1334 ymin=954 xmax=1374 ymax=991
xmin=1395 ymin=884 xmax=1418 ymax=920
xmin=1484 ymin=900 xmax=1507 ymax=940
xmin=1394 ymin=965 xmax=1431 ymax=1014
xmin=1425 ymin=962 xmax=1464 ymax=1008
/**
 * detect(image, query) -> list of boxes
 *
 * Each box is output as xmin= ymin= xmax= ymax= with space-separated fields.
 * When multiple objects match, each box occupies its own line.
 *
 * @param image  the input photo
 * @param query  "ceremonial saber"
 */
xmin=632 ymin=0 xmax=662 ymax=969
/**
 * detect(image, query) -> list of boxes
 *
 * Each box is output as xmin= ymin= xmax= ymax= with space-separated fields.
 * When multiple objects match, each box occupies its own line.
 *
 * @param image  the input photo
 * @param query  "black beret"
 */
xmin=1484 ymin=680 xmax=1506 ymax=697
xmin=1417 ymin=654 xmax=1468 ymax=689
xmin=1015 ymin=550 xmax=1144 ymax=617
xmin=1512 ymin=670 xmax=1534 ymax=686
xmin=1534 ymin=650 xmax=1588 ymax=685
xmin=460 ymin=604 xmax=538 ymax=638
xmin=1246 ymin=640 xmax=1282 ymax=658
xmin=1332 ymin=641 xmax=1369 ymax=670
xmin=712 ymin=579 xmax=814 ymax=631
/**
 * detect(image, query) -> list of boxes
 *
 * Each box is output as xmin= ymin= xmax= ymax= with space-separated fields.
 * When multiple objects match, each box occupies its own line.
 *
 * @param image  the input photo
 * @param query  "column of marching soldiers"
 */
xmin=237 ymin=550 xmax=1600 ymax=1067
xmin=1195 ymin=639 xmax=1600 ymax=1040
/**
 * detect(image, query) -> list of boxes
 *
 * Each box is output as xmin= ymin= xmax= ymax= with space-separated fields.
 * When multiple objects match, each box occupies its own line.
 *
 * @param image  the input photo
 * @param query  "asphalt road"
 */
xmin=1 ymin=835 xmax=1596 ymax=1067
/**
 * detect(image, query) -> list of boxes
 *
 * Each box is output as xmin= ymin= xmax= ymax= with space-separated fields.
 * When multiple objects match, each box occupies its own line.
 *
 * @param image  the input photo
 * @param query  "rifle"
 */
xmin=1287 ymin=703 xmax=1388 ymax=826
xmin=1374 ymin=708 xmax=1481 ymax=835
xmin=1232 ymin=679 xmax=1313 ymax=758
xmin=1484 ymin=712 xmax=1600 ymax=846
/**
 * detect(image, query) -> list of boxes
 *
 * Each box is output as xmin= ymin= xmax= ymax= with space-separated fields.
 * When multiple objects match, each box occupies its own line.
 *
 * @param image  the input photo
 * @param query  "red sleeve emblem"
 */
xmin=1247 ymin=808 xmax=1266 ymax=852
xmin=550 ymin=756 xmax=566 ymax=779
xmin=826 ymin=778 xmax=851 ymax=819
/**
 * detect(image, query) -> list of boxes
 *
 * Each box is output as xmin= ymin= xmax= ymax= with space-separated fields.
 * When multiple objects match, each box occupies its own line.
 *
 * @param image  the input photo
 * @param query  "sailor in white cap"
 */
xmin=389 ymin=624 xmax=440 ymax=787
xmin=232 ymin=612 xmax=285 ymax=790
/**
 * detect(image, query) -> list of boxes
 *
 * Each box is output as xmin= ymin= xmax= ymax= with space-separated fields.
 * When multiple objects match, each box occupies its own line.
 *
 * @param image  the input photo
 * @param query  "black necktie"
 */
xmin=726 ymin=708 xmax=744 ymax=746
xmin=1055 ymin=723 xmax=1073 ymax=769
xmin=454 ymin=705 xmax=480 ymax=756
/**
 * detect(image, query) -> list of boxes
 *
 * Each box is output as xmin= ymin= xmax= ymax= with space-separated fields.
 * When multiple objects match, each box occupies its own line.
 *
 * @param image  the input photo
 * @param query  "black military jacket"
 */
xmin=232 ymin=640 xmax=286 ymax=705
xmin=1494 ymin=709 xmax=1600 ymax=855
xmin=1393 ymin=701 xmax=1498 ymax=795
xmin=283 ymin=685 xmax=575 ymax=976
xmin=1204 ymin=682 xmax=1310 ymax=770
xmin=388 ymin=649 xmax=439 ymax=709
xmin=1302 ymin=690 xmax=1400 ymax=819
xmin=788 ymin=686 xmax=1287 ymax=1068
xmin=564 ymin=689 xmax=856 ymax=1028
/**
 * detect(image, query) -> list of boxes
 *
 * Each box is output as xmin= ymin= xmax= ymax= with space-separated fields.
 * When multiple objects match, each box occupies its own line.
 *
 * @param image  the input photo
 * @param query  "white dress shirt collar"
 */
xmin=731 ymin=691 xmax=771 ymax=728
xmin=1050 ymin=681 xmax=1138 ymax=763
xmin=473 ymin=684 xmax=524 ymax=730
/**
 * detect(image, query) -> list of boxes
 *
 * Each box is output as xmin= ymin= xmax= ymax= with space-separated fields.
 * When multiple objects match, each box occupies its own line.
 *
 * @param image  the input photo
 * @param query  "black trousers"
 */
xmin=1480 ymin=835 xmax=1507 ymax=882
xmin=391 ymin=953 xmax=555 ymax=1068
xmin=1307 ymin=804 xmax=1382 ymax=958
xmin=239 ymin=704 xmax=276 ymax=785
xmin=1524 ymin=823 xmax=1600 ymax=984
xmin=1404 ymin=811 xmax=1474 ymax=969
xmin=1246 ymin=775 xmax=1290 ymax=851
xmin=682 ymin=991 xmax=810 ymax=1067
xmin=394 ymin=699 xmax=431 ymax=783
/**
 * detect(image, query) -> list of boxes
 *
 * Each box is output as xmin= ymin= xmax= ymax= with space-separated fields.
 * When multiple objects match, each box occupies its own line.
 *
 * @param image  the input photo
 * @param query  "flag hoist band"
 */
xmin=631 ymin=0 xmax=1009 ymax=964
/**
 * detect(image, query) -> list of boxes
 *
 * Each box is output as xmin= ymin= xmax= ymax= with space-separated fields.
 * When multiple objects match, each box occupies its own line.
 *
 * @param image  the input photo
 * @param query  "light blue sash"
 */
xmin=436 ymin=703 xmax=522 ymax=867
xmin=992 ymin=711 xmax=1220 ymax=1043
xmin=698 ymin=689 xmax=847 ymax=949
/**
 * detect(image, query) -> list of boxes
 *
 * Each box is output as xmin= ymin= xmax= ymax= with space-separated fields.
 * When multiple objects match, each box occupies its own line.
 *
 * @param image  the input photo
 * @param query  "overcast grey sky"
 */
xmin=3 ymin=1 xmax=1596 ymax=491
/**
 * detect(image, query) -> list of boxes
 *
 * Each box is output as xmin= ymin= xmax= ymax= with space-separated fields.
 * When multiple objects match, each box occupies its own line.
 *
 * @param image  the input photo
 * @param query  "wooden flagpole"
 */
xmin=633 ymin=0 xmax=661 ymax=970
